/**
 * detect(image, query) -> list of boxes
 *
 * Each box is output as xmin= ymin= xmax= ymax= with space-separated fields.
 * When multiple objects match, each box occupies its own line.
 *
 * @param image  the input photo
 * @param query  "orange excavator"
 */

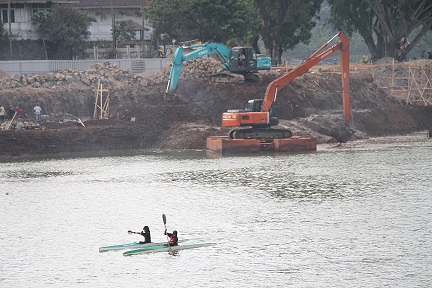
xmin=222 ymin=32 xmax=351 ymax=140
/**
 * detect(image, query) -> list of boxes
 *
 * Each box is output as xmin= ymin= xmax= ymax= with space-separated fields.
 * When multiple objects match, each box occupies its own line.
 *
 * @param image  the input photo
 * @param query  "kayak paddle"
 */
xmin=162 ymin=213 xmax=173 ymax=253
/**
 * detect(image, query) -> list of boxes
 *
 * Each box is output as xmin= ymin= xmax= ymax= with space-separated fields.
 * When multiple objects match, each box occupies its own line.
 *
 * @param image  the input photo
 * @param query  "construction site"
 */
xmin=0 ymin=54 xmax=432 ymax=157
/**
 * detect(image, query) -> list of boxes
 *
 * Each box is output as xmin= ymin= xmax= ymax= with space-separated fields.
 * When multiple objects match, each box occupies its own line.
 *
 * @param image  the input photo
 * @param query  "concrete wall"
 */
xmin=0 ymin=40 xmax=46 ymax=60
xmin=0 ymin=58 xmax=170 ymax=76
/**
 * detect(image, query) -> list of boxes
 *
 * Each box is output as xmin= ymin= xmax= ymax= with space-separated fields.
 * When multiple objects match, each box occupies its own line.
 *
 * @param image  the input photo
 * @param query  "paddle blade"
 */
xmin=162 ymin=214 xmax=167 ymax=225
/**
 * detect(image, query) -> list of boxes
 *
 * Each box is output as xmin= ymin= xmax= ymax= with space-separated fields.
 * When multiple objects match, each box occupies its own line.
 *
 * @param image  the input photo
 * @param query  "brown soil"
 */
xmin=1 ymin=65 xmax=432 ymax=157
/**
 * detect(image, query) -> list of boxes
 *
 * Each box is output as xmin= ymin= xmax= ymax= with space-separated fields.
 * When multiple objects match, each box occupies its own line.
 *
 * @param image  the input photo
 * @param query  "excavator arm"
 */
xmin=166 ymin=43 xmax=232 ymax=94
xmin=222 ymin=32 xmax=351 ymax=140
xmin=262 ymin=32 xmax=351 ymax=124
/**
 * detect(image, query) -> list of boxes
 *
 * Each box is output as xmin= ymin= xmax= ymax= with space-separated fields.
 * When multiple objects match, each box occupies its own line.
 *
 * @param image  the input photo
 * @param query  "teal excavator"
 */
xmin=165 ymin=41 xmax=272 ymax=95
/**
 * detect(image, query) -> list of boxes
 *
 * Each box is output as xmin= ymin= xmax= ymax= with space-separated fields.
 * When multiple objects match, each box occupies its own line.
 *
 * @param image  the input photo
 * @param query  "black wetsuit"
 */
xmin=139 ymin=231 xmax=151 ymax=243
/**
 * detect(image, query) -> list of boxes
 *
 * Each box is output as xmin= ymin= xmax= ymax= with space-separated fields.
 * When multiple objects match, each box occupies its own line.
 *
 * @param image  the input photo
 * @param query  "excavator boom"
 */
xmin=166 ymin=43 xmax=232 ymax=94
xmin=222 ymin=32 xmax=351 ymax=140
xmin=165 ymin=42 xmax=272 ymax=95
xmin=262 ymin=32 xmax=351 ymax=124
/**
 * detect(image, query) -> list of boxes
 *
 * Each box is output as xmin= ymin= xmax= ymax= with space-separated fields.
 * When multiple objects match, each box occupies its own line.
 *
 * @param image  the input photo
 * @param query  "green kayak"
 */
xmin=123 ymin=242 xmax=216 ymax=256
xmin=99 ymin=239 xmax=188 ymax=252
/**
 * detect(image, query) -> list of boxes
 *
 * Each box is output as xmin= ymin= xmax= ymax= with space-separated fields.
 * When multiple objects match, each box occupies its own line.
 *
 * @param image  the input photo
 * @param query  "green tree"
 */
xmin=32 ymin=4 xmax=94 ymax=59
xmin=145 ymin=0 xmax=259 ymax=45
xmin=254 ymin=0 xmax=323 ymax=64
xmin=285 ymin=1 xmax=369 ymax=63
xmin=329 ymin=0 xmax=432 ymax=61
xmin=115 ymin=20 xmax=137 ymax=47
xmin=0 ymin=22 xmax=10 ymax=48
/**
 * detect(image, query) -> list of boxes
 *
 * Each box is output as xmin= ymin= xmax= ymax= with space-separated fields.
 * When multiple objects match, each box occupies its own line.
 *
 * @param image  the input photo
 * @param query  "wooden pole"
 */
xmin=5 ymin=111 xmax=17 ymax=130
xmin=100 ymin=83 xmax=103 ymax=119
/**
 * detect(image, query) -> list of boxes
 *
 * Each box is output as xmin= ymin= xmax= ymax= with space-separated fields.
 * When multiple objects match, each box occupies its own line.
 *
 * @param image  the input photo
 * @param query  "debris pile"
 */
xmin=0 ymin=120 xmax=44 ymax=131
xmin=0 ymin=62 xmax=147 ymax=90
xmin=150 ymin=57 xmax=224 ymax=84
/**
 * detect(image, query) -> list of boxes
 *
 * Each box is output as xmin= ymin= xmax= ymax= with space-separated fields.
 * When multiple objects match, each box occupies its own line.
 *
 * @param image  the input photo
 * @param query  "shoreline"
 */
xmin=1 ymin=132 xmax=429 ymax=161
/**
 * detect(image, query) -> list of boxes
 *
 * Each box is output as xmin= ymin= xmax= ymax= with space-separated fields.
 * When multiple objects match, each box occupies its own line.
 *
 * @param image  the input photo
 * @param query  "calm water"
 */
xmin=1 ymin=134 xmax=431 ymax=288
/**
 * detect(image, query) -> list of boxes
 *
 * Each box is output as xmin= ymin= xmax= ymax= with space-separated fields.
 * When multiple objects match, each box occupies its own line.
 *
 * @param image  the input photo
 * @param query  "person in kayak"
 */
xmin=164 ymin=229 xmax=178 ymax=246
xmin=129 ymin=226 xmax=151 ymax=244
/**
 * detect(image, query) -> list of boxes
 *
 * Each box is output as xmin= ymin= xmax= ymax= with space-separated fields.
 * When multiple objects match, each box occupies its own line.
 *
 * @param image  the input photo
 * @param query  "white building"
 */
xmin=0 ymin=0 xmax=152 ymax=44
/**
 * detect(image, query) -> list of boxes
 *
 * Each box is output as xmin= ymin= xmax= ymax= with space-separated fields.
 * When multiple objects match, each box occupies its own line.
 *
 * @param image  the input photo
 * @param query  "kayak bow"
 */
xmin=123 ymin=242 xmax=216 ymax=256
xmin=99 ymin=239 xmax=188 ymax=252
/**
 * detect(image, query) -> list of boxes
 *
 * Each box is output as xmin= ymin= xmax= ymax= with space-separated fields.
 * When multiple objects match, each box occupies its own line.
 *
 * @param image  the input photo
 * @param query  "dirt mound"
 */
xmin=150 ymin=57 xmax=225 ymax=84
xmin=1 ymin=62 xmax=432 ymax=157
xmin=0 ymin=69 xmax=9 ymax=79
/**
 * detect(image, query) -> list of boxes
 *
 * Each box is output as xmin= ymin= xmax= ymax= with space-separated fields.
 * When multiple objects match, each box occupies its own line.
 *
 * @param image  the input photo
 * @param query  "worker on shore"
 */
xmin=34 ymin=103 xmax=42 ymax=122
xmin=362 ymin=53 xmax=369 ymax=64
xmin=164 ymin=229 xmax=178 ymax=246
xmin=8 ymin=106 xmax=15 ymax=120
xmin=16 ymin=107 xmax=25 ymax=119
xmin=128 ymin=226 xmax=151 ymax=244
xmin=0 ymin=105 xmax=5 ymax=122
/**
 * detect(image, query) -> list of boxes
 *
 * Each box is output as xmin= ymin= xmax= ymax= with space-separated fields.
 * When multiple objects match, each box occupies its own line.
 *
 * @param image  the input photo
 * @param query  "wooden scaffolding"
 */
xmin=289 ymin=59 xmax=432 ymax=107
xmin=371 ymin=59 xmax=432 ymax=106
xmin=93 ymin=81 xmax=110 ymax=119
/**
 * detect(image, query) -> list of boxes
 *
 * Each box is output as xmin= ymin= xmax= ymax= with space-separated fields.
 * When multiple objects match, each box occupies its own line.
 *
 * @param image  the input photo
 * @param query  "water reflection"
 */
xmin=6 ymin=170 xmax=74 ymax=179
xmin=162 ymin=167 xmax=371 ymax=200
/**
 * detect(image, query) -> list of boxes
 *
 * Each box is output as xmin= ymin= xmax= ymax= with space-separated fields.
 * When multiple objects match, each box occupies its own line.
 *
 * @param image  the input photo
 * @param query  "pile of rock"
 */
xmin=0 ymin=120 xmax=44 ymax=131
xmin=0 ymin=62 xmax=146 ymax=90
xmin=150 ymin=56 xmax=224 ymax=84
xmin=0 ymin=57 xmax=227 ymax=90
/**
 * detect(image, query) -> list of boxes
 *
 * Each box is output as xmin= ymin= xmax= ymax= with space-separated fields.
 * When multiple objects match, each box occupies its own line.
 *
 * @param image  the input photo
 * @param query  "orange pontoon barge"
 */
xmin=206 ymin=136 xmax=316 ymax=155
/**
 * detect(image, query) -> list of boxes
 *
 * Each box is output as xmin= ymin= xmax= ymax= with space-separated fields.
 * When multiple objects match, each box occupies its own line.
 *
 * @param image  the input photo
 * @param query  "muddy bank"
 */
xmin=1 ymin=63 xmax=432 ymax=157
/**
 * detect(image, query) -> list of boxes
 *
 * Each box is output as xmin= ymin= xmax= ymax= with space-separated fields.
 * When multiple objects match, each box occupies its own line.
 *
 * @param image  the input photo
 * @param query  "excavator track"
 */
xmin=210 ymin=72 xmax=244 ymax=83
xmin=229 ymin=128 xmax=293 ymax=140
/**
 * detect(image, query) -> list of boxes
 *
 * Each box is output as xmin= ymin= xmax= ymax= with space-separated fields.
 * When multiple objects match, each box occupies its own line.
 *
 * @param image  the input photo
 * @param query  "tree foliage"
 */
xmin=115 ymin=20 xmax=137 ymax=47
xmin=329 ymin=0 xmax=432 ymax=61
xmin=254 ymin=0 xmax=323 ymax=64
xmin=32 ymin=4 xmax=94 ymax=59
xmin=145 ymin=0 xmax=259 ymax=46
xmin=0 ymin=22 xmax=10 ymax=48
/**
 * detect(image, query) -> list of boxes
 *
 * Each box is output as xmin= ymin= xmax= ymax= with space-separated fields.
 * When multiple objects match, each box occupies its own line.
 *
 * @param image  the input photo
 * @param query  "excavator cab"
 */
xmin=230 ymin=47 xmax=257 ymax=72
xmin=244 ymin=99 xmax=263 ymax=112
xmin=244 ymin=99 xmax=279 ymax=127
xmin=229 ymin=47 xmax=271 ymax=82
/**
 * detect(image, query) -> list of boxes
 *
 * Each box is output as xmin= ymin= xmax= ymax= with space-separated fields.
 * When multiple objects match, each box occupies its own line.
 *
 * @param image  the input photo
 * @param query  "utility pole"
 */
xmin=142 ymin=0 xmax=145 ymax=57
xmin=111 ymin=0 xmax=116 ymax=58
xmin=8 ymin=1 xmax=12 ymax=57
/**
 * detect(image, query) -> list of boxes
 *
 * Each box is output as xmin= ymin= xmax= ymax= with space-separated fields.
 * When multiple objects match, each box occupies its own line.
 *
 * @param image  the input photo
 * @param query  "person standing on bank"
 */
xmin=34 ymin=103 xmax=42 ymax=122
xmin=362 ymin=53 xmax=369 ymax=64
xmin=129 ymin=226 xmax=151 ymax=244
xmin=0 ymin=105 xmax=5 ymax=122
xmin=16 ymin=107 xmax=24 ymax=119
xmin=8 ymin=106 xmax=15 ymax=120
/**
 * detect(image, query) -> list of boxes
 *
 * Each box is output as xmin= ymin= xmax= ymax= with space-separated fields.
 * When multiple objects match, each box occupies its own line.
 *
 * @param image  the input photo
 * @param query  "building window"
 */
xmin=32 ymin=3 xmax=52 ymax=15
xmin=0 ymin=4 xmax=21 ymax=23
xmin=11 ymin=4 xmax=25 ymax=9
xmin=1 ymin=9 xmax=15 ymax=23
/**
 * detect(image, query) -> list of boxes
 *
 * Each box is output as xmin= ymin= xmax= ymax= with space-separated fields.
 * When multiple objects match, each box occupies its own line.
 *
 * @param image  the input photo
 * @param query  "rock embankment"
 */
xmin=150 ymin=57 xmax=225 ymax=84
xmin=0 ymin=62 xmax=149 ymax=90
